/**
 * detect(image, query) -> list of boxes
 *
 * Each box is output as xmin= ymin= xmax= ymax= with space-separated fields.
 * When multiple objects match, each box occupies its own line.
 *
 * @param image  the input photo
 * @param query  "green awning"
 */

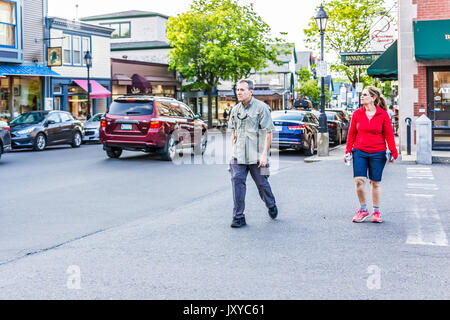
xmin=367 ymin=40 xmax=398 ymax=80
xmin=414 ymin=19 xmax=450 ymax=60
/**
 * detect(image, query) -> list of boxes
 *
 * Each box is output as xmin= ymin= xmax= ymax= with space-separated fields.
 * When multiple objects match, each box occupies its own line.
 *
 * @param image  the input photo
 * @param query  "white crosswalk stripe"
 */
xmin=404 ymin=167 xmax=448 ymax=247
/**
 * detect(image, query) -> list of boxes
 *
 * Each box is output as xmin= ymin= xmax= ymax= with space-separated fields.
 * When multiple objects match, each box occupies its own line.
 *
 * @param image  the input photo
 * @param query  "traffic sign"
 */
xmin=356 ymin=82 xmax=364 ymax=93
xmin=316 ymin=61 xmax=328 ymax=78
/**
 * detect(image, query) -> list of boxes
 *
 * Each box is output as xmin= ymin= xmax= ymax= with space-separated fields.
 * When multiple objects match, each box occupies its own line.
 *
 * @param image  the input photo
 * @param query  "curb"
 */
xmin=304 ymin=145 xmax=344 ymax=163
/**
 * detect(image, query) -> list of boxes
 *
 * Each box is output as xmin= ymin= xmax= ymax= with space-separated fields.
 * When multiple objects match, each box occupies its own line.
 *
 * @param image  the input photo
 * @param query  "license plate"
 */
xmin=275 ymin=126 xmax=282 ymax=132
xmin=121 ymin=124 xmax=132 ymax=130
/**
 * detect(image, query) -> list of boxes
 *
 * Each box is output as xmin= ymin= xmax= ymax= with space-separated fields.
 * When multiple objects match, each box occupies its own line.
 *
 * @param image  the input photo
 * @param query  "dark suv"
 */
xmin=100 ymin=96 xmax=208 ymax=160
xmin=0 ymin=120 xmax=11 ymax=160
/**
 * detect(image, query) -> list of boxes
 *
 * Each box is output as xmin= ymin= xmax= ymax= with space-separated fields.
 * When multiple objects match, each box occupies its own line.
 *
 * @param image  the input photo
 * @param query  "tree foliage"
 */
xmin=303 ymin=0 xmax=389 ymax=87
xmin=166 ymin=0 xmax=286 ymax=127
xmin=295 ymin=67 xmax=331 ymax=106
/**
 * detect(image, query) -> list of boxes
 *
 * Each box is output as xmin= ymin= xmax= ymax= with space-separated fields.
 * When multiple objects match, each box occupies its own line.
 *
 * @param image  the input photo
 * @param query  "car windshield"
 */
xmin=10 ymin=112 xmax=46 ymax=124
xmin=108 ymin=102 xmax=154 ymax=116
xmin=88 ymin=114 xmax=104 ymax=122
xmin=272 ymin=112 xmax=305 ymax=121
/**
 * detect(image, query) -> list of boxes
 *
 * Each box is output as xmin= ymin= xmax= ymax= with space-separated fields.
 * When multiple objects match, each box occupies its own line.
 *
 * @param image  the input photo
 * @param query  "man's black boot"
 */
xmin=268 ymin=205 xmax=278 ymax=219
xmin=230 ymin=217 xmax=246 ymax=228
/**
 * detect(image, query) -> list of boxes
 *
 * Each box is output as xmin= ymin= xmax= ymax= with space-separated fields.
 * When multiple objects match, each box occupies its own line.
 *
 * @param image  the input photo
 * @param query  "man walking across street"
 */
xmin=228 ymin=79 xmax=278 ymax=228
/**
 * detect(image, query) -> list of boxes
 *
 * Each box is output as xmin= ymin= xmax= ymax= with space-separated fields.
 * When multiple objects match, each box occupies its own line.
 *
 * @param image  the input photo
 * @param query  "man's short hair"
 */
xmin=238 ymin=79 xmax=254 ymax=90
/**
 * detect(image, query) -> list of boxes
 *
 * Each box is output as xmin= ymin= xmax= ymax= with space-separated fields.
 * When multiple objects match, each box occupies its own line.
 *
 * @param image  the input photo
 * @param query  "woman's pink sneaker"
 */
xmin=352 ymin=209 xmax=369 ymax=223
xmin=372 ymin=210 xmax=383 ymax=223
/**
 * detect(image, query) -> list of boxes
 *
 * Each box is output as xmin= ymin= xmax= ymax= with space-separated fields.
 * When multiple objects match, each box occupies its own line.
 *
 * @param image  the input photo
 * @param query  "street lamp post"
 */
xmin=84 ymin=51 xmax=92 ymax=120
xmin=315 ymin=4 xmax=329 ymax=156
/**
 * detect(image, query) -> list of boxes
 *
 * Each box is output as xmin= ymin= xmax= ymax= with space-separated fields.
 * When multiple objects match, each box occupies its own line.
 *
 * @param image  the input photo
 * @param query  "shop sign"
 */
xmin=438 ymin=87 xmax=450 ymax=94
xmin=47 ymin=47 xmax=62 ymax=67
xmin=370 ymin=16 xmax=398 ymax=51
xmin=341 ymin=52 xmax=382 ymax=66
xmin=45 ymin=98 xmax=53 ymax=111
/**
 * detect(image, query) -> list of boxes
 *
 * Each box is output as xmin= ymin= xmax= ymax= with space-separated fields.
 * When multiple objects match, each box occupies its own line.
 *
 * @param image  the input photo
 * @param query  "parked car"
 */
xmin=9 ymin=111 xmax=84 ymax=151
xmin=100 ymin=96 xmax=208 ymax=160
xmin=83 ymin=113 xmax=104 ymax=143
xmin=0 ymin=120 xmax=11 ymax=160
xmin=327 ymin=109 xmax=352 ymax=124
xmin=312 ymin=110 xmax=349 ymax=145
xmin=326 ymin=112 xmax=349 ymax=144
xmin=271 ymin=110 xmax=318 ymax=156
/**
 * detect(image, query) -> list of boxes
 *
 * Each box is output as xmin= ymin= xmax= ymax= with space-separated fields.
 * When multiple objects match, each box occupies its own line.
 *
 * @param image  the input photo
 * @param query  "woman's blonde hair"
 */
xmin=365 ymin=86 xmax=387 ymax=111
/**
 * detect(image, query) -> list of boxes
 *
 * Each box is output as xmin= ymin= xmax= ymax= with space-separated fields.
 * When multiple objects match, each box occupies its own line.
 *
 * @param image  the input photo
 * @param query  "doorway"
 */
xmin=427 ymin=67 xmax=450 ymax=150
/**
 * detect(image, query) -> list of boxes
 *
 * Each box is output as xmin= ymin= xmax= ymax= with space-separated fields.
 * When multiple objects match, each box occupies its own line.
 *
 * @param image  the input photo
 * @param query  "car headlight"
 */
xmin=17 ymin=127 xmax=36 ymax=135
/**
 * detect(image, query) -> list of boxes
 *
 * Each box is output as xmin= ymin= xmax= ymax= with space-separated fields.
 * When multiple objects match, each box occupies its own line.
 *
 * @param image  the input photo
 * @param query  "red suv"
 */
xmin=100 ymin=96 xmax=208 ymax=160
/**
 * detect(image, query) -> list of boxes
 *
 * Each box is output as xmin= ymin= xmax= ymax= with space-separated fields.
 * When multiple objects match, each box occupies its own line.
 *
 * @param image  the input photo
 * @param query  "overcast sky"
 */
xmin=48 ymin=0 xmax=397 ymax=54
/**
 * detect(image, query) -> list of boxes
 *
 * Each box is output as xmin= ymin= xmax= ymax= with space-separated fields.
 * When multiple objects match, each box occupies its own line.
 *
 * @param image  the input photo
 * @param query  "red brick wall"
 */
xmin=411 ymin=1 xmax=450 ymax=116
xmin=413 ymin=0 xmax=450 ymax=20
xmin=413 ymin=66 xmax=427 ymax=116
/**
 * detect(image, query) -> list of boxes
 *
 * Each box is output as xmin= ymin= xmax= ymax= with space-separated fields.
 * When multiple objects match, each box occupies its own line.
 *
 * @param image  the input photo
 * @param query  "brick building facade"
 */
xmin=398 ymin=0 xmax=450 ymax=152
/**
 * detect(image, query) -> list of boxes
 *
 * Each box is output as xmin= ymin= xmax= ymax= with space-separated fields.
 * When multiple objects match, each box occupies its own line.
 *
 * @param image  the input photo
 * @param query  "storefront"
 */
xmin=427 ymin=67 xmax=450 ymax=149
xmin=0 ymin=66 xmax=59 ymax=121
xmin=219 ymin=90 xmax=283 ymax=114
xmin=414 ymin=19 xmax=450 ymax=150
xmin=184 ymin=91 xmax=218 ymax=120
xmin=51 ymin=77 xmax=111 ymax=119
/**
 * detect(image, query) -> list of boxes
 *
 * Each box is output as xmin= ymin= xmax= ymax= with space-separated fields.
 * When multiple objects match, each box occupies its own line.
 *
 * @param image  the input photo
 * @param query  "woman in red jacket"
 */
xmin=344 ymin=86 xmax=398 ymax=223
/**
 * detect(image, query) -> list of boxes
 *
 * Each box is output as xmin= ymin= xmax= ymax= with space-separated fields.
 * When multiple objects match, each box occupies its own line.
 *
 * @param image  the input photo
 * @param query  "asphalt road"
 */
xmin=0 ymin=134 xmax=449 ymax=300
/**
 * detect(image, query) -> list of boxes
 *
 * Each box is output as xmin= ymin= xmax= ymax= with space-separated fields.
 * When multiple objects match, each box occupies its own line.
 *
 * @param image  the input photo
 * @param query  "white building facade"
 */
xmin=46 ymin=17 xmax=113 ymax=118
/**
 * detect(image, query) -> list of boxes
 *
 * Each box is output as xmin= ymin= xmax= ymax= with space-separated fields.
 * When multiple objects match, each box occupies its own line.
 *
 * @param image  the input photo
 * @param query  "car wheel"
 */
xmin=161 ymin=133 xmax=178 ymax=161
xmin=33 ymin=133 xmax=47 ymax=151
xmin=71 ymin=131 xmax=82 ymax=148
xmin=304 ymin=137 xmax=315 ymax=156
xmin=194 ymin=131 xmax=208 ymax=155
xmin=106 ymin=147 xmax=122 ymax=159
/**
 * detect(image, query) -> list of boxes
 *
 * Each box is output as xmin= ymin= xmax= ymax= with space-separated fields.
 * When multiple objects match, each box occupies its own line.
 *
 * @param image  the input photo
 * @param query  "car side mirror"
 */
xmin=47 ymin=120 xmax=56 ymax=125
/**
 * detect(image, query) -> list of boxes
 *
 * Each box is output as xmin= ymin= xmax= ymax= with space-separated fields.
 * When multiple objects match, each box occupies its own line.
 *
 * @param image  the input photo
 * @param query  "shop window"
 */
xmin=0 ymin=77 xmax=10 ymax=120
xmin=0 ymin=0 xmax=15 ymax=47
xmin=14 ymin=77 xmax=42 ymax=115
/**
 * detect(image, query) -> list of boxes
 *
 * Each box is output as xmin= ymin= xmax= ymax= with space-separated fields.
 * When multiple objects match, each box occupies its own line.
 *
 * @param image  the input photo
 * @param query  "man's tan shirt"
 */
xmin=228 ymin=97 xmax=275 ymax=165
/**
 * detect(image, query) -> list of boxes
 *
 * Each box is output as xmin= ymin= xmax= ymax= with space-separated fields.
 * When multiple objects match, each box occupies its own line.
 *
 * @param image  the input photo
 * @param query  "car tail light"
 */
xmin=100 ymin=119 xmax=106 ymax=128
xmin=288 ymin=125 xmax=305 ymax=130
xmin=150 ymin=121 xmax=162 ymax=129
xmin=328 ymin=123 xmax=337 ymax=127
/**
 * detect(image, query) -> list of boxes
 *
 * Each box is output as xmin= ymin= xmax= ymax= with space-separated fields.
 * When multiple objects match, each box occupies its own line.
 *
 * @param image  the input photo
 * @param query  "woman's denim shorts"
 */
xmin=352 ymin=149 xmax=387 ymax=182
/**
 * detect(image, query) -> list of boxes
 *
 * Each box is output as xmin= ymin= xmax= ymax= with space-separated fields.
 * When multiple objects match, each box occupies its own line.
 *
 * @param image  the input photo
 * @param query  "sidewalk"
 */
xmin=304 ymin=144 xmax=345 ymax=163
xmin=305 ymin=136 xmax=450 ymax=164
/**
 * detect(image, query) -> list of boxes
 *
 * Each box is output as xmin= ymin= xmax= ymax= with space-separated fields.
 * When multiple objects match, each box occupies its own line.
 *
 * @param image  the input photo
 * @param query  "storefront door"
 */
xmin=428 ymin=67 xmax=450 ymax=150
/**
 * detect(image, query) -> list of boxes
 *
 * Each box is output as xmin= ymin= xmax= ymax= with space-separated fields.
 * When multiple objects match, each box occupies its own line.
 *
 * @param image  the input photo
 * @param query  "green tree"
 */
xmin=295 ymin=67 xmax=331 ymax=107
xmin=303 ymin=0 xmax=389 ymax=87
xmin=166 ymin=0 xmax=285 ymax=128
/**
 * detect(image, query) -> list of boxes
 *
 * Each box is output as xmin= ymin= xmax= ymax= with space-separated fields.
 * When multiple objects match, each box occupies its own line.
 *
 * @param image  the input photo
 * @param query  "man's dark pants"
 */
xmin=229 ymin=158 xmax=276 ymax=219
